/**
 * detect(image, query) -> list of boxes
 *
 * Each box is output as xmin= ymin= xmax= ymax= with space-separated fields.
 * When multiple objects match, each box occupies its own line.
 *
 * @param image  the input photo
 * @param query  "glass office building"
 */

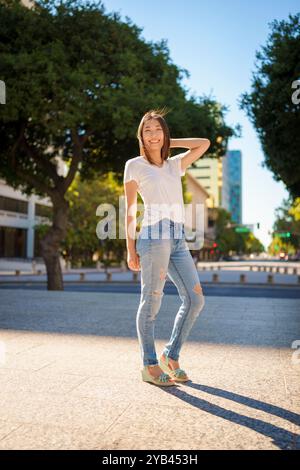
xmin=222 ymin=150 xmax=242 ymax=224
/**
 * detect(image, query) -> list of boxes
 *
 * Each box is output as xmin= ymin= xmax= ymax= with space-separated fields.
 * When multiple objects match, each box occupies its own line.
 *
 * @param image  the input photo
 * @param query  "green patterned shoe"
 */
xmin=141 ymin=365 xmax=177 ymax=387
xmin=159 ymin=354 xmax=190 ymax=382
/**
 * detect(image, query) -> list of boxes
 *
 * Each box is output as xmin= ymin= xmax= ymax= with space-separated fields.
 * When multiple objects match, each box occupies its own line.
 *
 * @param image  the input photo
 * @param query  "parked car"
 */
xmin=220 ymin=255 xmax=241 ymax=261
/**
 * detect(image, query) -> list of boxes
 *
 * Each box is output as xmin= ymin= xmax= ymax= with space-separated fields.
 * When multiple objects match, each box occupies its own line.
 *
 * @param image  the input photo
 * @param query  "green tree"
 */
xmin=244 ymin=232 xmax=264 ymax=255
xmin=270 ymin=196 xmax=300 ymax=253
xmin=214 ymin=208 xmax=238 ymax=255
xmin=0 ymin=0 xmax=237 ymax=289
xmin=268 ymin=236 xmax=294 ymax=256
xmin=239 ymin=13 xmax=300 ymax=198
xmin=62 ymin=171 xmax=125 ymax=267
xmin=214 ymin=208 xmax=264 ymax=256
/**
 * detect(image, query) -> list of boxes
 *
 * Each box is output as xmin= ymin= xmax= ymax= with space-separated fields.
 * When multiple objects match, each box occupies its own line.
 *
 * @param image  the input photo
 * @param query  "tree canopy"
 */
xmin=239 ymin=13 xmax=300 ymax=198
xmin=0 ymin=0 xmax=237 ymax=197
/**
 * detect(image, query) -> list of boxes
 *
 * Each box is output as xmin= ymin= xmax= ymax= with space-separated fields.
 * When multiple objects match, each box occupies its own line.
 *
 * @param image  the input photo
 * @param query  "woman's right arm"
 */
xmin=124 ymin=180 xmax=140 ymax=271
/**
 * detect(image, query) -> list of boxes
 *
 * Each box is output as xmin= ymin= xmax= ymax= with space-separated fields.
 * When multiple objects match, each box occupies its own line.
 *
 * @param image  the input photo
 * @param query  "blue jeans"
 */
xmin=135 ymin=218 xmax=205 ymax=366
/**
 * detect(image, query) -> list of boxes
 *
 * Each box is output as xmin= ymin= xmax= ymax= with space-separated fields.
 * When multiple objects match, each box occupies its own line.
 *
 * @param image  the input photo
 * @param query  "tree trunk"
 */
xmin=40 ymin=199 xmax=70 ymax=290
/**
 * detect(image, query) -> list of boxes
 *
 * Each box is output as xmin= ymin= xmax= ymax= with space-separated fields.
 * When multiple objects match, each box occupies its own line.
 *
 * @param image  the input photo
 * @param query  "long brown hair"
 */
xmin=136 ymin=107 xmax=171 ymax=166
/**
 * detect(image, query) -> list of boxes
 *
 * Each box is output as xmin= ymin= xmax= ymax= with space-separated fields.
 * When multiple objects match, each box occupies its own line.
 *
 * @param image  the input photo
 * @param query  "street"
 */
xmin=1 ymin=281 xmax=300 ymax=299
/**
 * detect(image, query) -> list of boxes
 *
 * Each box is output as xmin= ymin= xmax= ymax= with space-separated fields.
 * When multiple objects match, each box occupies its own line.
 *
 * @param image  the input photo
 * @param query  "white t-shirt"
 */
xmin=123 ymin=153 xmax=187 ymax=227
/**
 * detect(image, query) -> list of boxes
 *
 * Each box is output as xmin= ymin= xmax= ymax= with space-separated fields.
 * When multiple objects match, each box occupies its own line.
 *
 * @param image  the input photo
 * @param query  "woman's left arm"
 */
xmin=170 ymin=138 xmax=211 ymax=174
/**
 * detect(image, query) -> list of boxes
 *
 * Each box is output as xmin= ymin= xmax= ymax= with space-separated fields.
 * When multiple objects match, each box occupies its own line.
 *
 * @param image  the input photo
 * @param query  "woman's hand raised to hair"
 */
xmin=127 ymin=249 xmax=141 ymax=271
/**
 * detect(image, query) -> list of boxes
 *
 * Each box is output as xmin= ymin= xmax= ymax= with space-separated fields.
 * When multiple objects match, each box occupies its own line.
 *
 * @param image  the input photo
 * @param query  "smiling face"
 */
xmin=142 ymin=118 xmax=164 ymax=152
xmin=137 ymin=111 xmax=171 ymax=163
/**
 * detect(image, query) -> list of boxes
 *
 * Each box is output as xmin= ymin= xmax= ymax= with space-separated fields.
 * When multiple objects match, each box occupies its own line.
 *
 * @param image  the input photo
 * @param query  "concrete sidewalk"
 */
xmin=0 ymin=269 xmax=300 ymax=286
xmin=0 ymin=288 xmax=299 ymax=450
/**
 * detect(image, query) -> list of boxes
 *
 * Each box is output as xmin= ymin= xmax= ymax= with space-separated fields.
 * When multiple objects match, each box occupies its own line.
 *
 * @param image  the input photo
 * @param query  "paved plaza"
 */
xmin=0 ymin=288 xmax=299 ymax=450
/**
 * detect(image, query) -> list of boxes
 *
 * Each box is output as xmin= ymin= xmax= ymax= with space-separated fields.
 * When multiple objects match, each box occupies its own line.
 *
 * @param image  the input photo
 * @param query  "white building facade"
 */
xmin=0 ymin=179 xmax=52 ymax=259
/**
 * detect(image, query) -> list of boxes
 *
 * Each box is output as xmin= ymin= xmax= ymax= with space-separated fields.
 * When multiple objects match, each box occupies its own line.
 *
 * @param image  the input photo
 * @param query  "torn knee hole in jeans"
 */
xmin=152 ymin=290 xmax=163 ymax=297
xmin=193 ymin=282 xmax=203 ymax=295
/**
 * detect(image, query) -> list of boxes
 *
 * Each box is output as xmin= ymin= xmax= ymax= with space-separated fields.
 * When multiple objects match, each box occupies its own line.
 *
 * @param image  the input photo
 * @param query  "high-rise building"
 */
xmin=187 ymin=156 xmax=223 ymax=209
xmin=222 ymin=150 xmax=242 ymax=224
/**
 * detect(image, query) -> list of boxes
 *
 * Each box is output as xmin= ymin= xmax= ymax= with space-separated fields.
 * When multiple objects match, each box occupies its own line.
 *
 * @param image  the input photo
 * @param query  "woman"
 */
xmin=123 ymin=108 xmax=211 ymax=387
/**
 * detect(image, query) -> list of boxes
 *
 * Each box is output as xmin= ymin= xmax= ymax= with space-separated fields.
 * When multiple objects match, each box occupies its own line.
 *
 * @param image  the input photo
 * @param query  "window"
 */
xmin=35 ymin=203 xmax=52 ymax=219
xmin=0 ymin=226 xmax=27 ymax=257
xmin=0 ymin=196 xmax=28 ymax=214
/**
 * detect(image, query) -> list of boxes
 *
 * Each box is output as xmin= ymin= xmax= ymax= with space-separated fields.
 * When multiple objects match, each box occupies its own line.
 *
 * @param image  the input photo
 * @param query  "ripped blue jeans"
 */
xmin=135 ymin=218 xmax=205 ymax=366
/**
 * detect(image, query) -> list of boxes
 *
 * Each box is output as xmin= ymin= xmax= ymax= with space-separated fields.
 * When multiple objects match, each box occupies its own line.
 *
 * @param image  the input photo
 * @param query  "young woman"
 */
xmin=123 ymin=109 xmax=211 ymax=387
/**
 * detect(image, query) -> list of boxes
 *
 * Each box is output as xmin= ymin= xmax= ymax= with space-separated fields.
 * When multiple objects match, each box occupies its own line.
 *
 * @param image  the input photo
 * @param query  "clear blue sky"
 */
xmin=101 ymin=0 xmax=299 ymax=249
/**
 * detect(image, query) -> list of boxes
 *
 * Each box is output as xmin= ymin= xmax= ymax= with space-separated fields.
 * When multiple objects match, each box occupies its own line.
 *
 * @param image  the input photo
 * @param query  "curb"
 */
xmin=0 ymin=281 xmax=300 ymax=288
